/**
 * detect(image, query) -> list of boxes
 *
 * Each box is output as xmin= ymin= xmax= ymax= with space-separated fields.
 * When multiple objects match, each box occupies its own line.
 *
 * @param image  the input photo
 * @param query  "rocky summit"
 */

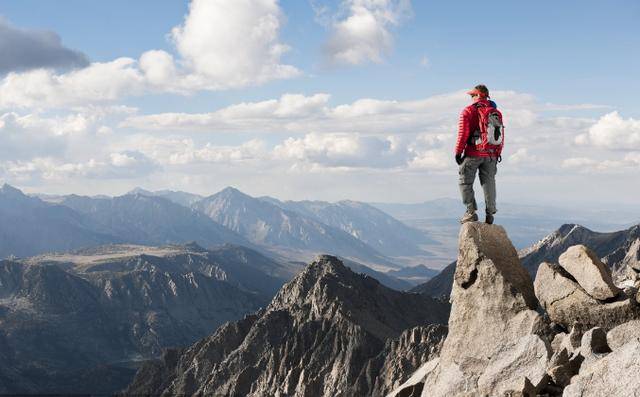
xmin=392 ymin=223 xmax=551 ymax=396
xmin=392 ymin=223 xmax=640 ymax=397
xmin=124 ymin=255 xmax=450 ymax=397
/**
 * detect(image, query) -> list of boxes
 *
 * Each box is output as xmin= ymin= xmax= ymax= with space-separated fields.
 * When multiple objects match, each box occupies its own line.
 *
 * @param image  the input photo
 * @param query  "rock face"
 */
xmin=558 ymin=245 xmax=621 ymax=300
xmin=361 ymin=324 xmax=447 ymax=396
xmin=124 ymin=255 xmax=450 ymax=397
xmin=606 ymin=319 xmax=640 ymax=350
xmin=621 ymin=238 xmax=640 ymax=271
xmin=563 ymin=340 xmax=640 ymax=396
xmin=394 ymin=223 xmax=552 ymax=397
xmin=534 ymin=262 xmax=639 ymax=331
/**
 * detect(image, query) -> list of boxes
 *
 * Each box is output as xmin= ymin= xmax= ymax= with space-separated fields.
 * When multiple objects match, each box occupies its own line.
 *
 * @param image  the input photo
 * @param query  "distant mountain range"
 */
xmin=260 ymin=196 xmax=435 ymax=257
xmin=0 ymin=243 xmax=288 ymax=394
xmin=191 ymin=187 xmax=429 ymax=269
xmin=17 ymin=184 xmax=437 ymax=271
xmin=127 ymin=187 xmax=204 ymax=207
xmin=127 ymin=186 xmax=435 ymax=262
xmin=60 ymin=192 xmax=252 ymax=248
xmin=0 ymin=184 xmax=118 ymax=258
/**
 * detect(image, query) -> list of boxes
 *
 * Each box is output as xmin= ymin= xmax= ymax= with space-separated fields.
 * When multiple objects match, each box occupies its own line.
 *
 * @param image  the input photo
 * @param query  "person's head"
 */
xmin=467 ymin=84 xmax=490 ymax=102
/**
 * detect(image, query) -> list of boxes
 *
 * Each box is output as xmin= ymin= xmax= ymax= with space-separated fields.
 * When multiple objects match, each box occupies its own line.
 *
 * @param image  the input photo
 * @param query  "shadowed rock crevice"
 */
xmin=458 ymin=268 xmax=477 ymax=289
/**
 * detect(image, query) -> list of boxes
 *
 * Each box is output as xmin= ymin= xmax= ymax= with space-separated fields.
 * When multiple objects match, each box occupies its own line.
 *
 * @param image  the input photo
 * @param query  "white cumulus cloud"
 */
xmin=508 ymin=148 xmax=538 ymax=165
xmin=0 ymin=0 xmax=299 ymax=110
xmin=0 ymin=58 xmax=145 ymax=109
xmin=168 ymin=0 xmax=299 ymax=89
xmin=2 ymin=151 xmax=157 ymax=181
xmin=123 ymin=93 xmax=331 ymax=132
xmin=167 ymin=139 xmax=268 ymax=165
xmin=575 ymin=111 xmax=640 ymax=150
xmin=408 ymin=149 xmax=449 ymax=170
xmin=322 ymin=0 xmax=412 ymax=65
xmin=273 ymin=132 xmax=408 ymax=168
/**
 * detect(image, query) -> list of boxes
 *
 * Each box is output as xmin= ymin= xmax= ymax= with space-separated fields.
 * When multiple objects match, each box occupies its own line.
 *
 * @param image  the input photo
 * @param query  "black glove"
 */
xmin=455 ymin=154 xmax=464 ymax=165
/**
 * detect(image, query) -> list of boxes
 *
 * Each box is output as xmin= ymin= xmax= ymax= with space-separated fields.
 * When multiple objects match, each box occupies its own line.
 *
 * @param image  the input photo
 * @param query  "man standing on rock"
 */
xmin=454 ymin=84 xmax=504 ymax=224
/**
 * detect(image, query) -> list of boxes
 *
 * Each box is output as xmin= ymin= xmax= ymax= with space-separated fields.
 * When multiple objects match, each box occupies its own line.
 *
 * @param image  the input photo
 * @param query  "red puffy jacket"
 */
xmin=454 ymin=99 xmax=503 ymax=157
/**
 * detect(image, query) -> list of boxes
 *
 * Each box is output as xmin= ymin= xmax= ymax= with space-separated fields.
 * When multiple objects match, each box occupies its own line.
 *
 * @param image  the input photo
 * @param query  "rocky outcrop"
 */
xmin=534 ymin=259 xmax=639 ymax=331
xmin=393 ymin=223 xmax=552 ymax=397
xmin=558 ymin=245 xmax=620 ymax=300
xmin=395 ymin=224 xmax=640 ymax=397
xmin=124 ymin=255 xmax=450 ymax=397
xmin=360 ymin=324 xmax=447 ymax=396
xmin=606 ymin=319 xmax=640 ymax=350
xmin=531 ymin=243 xmax=640 ymax=395
xmin=563 ymin=340 xmax=640 ymax=396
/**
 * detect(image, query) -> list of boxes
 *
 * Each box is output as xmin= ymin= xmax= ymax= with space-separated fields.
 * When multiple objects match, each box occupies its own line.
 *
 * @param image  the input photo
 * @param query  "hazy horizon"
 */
xmin=7 ymin=182 xmax=639 ymax=219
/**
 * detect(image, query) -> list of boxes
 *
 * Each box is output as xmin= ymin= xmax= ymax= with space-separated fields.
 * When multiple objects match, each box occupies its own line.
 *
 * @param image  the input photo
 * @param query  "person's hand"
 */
xmin=455 ymin=154 xmax=464 ymax=165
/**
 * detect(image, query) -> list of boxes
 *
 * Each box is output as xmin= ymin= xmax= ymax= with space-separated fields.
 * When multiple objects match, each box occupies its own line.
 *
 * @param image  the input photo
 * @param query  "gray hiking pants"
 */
xmin=458 ymin=156 xmax=497 ymax=214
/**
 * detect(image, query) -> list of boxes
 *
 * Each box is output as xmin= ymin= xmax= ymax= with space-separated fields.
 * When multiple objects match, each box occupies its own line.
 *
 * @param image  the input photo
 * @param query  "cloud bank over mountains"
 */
xmin=2 ymin=88 xmax=630 ymax=194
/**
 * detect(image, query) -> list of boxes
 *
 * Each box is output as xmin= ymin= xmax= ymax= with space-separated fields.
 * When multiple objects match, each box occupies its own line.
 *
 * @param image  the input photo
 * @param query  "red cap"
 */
xmin=466 ymin=88 xmax=487 ymax=98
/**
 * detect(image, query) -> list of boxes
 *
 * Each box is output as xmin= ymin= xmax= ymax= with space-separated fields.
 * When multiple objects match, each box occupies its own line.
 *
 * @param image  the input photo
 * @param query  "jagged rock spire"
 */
xmin=393 ymin=223 xmax=551 ymax=396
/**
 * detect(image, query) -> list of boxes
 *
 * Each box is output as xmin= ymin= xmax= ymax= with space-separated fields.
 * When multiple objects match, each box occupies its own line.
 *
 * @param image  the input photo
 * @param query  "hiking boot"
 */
xmin=485 ymin=213 xmax=495 ymax=225
xmin=460 ymin=212 xmax=478 ymax=224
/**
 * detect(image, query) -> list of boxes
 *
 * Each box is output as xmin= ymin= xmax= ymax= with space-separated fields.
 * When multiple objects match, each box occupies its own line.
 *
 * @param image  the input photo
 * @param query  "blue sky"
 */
xmin=0 ymin=0 xmax=638 ymax=205
xmin=3 ymin=0 xmax=638 ymax=113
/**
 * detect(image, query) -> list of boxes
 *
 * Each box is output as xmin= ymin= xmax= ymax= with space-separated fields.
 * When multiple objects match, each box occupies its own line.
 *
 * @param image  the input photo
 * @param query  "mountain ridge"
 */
xmin=192 ymin=187 xmax=402 ymax=269
xmin=124 ymin=255 xmax=450 ymax=396
xmin=0 ymin=242 xmax=290 ymax=394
